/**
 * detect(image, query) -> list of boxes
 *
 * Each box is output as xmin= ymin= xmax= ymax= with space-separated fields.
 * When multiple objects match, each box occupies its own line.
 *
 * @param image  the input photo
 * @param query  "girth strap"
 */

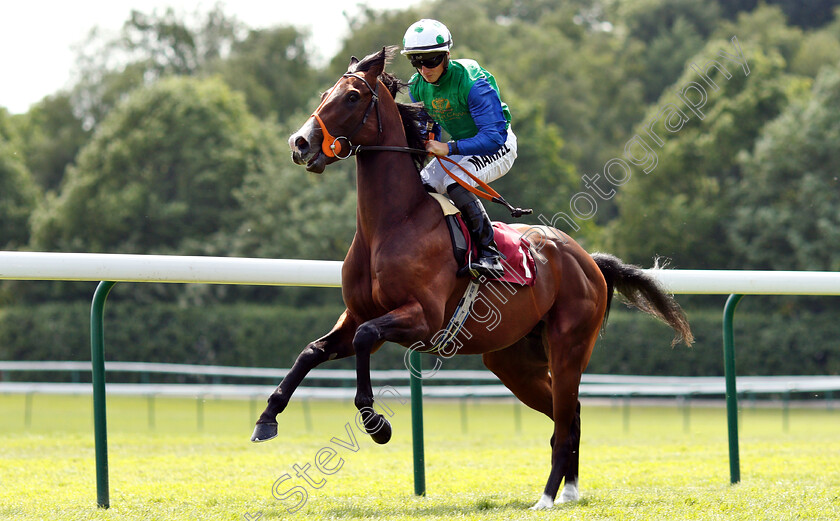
xmin=428 ymin=279 xmax=481 ymax=355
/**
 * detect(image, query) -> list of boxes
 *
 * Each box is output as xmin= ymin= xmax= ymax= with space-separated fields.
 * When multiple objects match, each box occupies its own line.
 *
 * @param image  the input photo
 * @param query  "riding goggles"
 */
xmin=408 ymin=52 xmax=447 ymax=69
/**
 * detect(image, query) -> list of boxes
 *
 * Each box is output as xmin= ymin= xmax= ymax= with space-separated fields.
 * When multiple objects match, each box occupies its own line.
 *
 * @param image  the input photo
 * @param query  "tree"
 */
xmin=121 ymin=6 xmax=241 ymax=76
xmin=716 ymin=0 xmax=840 ymax=29
xmin=70 ymin=5 xmax=244 ymax=128
xmin=729 ymin=65 xmax=840 ymax=271
xmin=226 ymin=160 xmax=358 ymax=262
xmin=327 ymin=4 xmax=420 ymax=80
xmin=30 ymin=76 xmax=276 ymax=254
xmin=791 ymin=29 xmax=840 ymax=77
xmin=16 ymin=93 xmax=89 ymax=192
xmin=618 ymin=0 xmax=722 ymax=102
xmin=0 ymin=109 xmax=40 ymax=249
xmin=216 ymin=26 xmax=321 ymax=121
xmin=603 ymin=9 xmax=810 ymax=268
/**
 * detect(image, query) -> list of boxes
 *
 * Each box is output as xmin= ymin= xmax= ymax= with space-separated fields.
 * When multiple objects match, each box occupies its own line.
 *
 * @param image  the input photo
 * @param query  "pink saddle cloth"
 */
xmin=455 ymin=216 xmax=537 ymax=286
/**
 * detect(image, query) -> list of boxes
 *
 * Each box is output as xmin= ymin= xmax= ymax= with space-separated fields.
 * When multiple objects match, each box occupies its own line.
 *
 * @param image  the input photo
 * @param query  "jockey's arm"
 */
xmin=452 ymin=78 xmax=508 ymax=156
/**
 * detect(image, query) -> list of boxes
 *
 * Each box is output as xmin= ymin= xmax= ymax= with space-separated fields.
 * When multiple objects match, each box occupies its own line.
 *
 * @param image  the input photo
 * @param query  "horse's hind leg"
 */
xmin=251 ymin=310 xmax=358 ymax=442
xmin=545 ymin=401 xmax=582 ymax=503
xmin=532 ymin=307 xmax=602 ymax=510
xmin=558 ymin=400 xmax=581 ymax=503
xmin=483 ymin=328 xmax=582 ymax=505
xmin=482 ymin=327 xmax=553 ymax=419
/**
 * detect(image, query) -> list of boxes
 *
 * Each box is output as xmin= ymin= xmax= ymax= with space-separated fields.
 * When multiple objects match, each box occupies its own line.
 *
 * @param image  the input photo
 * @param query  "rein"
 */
xmin=313 ymin=72 xmax=531 ymax=218
xmin=431 ymin=156 xmax=533 ymax=218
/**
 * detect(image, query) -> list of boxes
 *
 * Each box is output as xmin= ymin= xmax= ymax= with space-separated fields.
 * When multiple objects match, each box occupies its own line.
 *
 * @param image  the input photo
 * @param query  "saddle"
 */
xmin=429 ymin=193 xmax=537 ymax=286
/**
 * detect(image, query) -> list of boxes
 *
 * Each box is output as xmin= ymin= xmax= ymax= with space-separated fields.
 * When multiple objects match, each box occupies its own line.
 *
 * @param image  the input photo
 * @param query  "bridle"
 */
xmin=310 ymin=72 xmax=427 ymax=159
xmin=311 ymin=72 xmax=381 ymax=159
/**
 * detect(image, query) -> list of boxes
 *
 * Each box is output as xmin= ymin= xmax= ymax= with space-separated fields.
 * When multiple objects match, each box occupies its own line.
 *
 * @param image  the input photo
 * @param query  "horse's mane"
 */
xmin=351 ymin=46 xmax=427 ymax=171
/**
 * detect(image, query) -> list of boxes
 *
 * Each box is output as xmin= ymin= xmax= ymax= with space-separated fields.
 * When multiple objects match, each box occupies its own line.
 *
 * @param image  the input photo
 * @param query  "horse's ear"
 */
xmin=349 ymin=56 xmax=359 ymax=69
xmin=365 ymin=47 xmax=388 ymax=78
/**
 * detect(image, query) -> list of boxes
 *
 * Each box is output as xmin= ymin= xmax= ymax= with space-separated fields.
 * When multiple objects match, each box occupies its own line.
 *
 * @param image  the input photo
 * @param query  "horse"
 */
xmin=252 ymin=46 xmax=693 ymax=510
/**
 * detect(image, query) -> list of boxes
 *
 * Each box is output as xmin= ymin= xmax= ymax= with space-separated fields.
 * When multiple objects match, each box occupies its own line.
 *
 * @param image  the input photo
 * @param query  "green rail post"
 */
xmin=196 ymin=395 xmax=205 ymax=431
xmin=460 ymin=396 xmax=468 ymax=433
xmin=91 ymin=280 xmax=117 ymax=508
xmin=24 ymin=392 xmax=33 ymax=429
xmin=782 ymin=390 xmax=790 ymax=432
xmin=409 ymin=349 xmax=426 ymax=496
xmin=302 ymin=398 xmax=313 ymax=433
xmin=147 ymin=395 xmax=156 ymax=430
xmin=681 ymin=394 xmax=691 ymax=434
xmin=622 ymin=396 xmax=630 ymax=433
xmin=513 ymin=399 xmax=522 ymax=434
xmin=722 ymin=293 xmax=744 ymax=484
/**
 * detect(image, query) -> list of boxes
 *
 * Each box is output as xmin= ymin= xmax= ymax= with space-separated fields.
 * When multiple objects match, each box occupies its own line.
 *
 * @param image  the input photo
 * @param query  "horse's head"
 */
xmin=289 ymin=47 xmax=394 ymax=174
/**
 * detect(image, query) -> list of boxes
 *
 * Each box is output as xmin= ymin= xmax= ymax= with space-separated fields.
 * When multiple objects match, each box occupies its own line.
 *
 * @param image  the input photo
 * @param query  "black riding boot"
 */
xmin=447 ymin=184 xmax=505 ymax=279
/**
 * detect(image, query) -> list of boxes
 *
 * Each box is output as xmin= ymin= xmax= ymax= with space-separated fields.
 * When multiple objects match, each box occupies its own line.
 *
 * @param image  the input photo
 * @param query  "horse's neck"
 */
xmin=354 ymin=101 xmax=431 ymax=240
xmin=355 ymin=153 xmax=429 ymax=236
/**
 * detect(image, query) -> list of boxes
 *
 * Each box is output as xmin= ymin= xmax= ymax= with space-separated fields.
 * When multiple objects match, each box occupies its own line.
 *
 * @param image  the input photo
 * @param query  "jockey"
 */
xmin=402 ymin=18 xmax=516 ymax=279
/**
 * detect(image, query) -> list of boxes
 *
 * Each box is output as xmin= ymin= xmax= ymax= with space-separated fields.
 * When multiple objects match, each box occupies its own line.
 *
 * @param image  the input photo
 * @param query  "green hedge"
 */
xmin=0 ymin=301 xmax=352 ymax=382
xmin=0 ymin=301 xmax=837 ymax=380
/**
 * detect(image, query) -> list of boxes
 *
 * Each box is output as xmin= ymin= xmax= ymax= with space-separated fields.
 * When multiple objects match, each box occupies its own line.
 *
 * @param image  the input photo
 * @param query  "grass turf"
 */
xmin=0 ymin=394 xmax=837 ymax=520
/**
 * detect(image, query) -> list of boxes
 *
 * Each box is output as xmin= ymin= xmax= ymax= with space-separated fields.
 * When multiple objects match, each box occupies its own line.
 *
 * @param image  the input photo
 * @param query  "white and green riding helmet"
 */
xmin=401 ymin=19 xmax=453 ymax=55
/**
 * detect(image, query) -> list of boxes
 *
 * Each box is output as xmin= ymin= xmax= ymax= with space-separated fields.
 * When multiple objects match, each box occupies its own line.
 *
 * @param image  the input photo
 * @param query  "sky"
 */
xmin=0 ymin=0 xmax=420 ymax=114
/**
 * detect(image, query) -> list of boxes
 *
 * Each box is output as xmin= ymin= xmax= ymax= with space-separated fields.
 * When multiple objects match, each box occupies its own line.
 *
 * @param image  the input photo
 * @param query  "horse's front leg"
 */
xmin=251 ymin=310 xmax=358 ymax=442
xmin=352 ymin=302 xmax=430 ymax=445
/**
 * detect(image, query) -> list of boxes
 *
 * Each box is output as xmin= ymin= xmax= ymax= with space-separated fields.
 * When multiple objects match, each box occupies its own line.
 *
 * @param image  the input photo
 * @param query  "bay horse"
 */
xmin=252 ymin=47 xmax=693 ymax=510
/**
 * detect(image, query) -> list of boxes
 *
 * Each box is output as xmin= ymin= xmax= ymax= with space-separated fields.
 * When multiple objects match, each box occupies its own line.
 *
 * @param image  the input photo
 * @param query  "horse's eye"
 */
xmin=347 ymin=92 xmax=360 ymax=104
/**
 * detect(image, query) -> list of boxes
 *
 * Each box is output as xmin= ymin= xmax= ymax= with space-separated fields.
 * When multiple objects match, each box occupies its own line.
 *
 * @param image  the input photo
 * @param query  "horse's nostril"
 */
xmin=295 ymin=136 xmax=310 ymax=153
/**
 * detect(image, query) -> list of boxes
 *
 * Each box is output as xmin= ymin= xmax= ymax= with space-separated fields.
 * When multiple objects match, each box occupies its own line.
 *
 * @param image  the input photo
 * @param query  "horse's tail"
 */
xmin=592 ymin=253 xmax=694 ymax=347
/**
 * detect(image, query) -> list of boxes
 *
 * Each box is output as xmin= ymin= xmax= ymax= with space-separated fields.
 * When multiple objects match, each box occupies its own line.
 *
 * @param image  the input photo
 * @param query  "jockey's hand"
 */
xmin=425 ymin=139 xmax=450 ymax=157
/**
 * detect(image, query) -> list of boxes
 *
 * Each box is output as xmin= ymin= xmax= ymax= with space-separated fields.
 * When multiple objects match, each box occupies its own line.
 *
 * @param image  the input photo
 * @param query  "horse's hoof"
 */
xmin=558 ymin=483 xmax=579 ymax=503
xmin=529 ymin=493 xmax=555 ymax=510
xmin=251 ymin=422 xmax=278 ymax=442
xmin=369 ymin=416 xmax=392 ymax=445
